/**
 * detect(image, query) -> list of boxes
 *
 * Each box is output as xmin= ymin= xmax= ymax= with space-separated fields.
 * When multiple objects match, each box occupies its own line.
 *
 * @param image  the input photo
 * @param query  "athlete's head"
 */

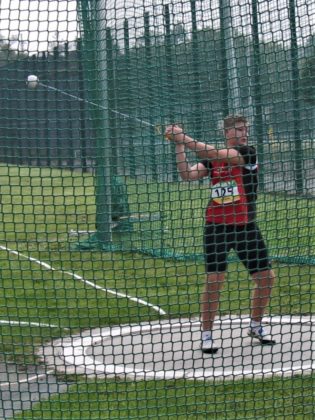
xmin=223 ymin=115 xmax=248 ymax=147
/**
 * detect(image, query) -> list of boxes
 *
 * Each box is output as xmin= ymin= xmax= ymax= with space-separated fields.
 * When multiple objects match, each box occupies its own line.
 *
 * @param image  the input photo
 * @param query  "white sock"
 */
xmin=250 ymin=320 xmax=261 ymax=330
xmin=202 ymin=330 xmax=212 ymax=341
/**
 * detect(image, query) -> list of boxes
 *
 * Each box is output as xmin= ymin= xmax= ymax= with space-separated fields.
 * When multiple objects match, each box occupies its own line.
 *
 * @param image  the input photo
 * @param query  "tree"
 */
xmin=0 ymin=34 xmax=21 ymax=67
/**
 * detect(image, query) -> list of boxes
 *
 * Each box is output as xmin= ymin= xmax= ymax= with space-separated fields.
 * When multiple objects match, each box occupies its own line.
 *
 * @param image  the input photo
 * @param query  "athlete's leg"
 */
xmin=201 ymin=272 xmax=225 ymax=332
xmin=250 ymin=268 xmax=275 ymax=323
xmin=248 ymin=268 xmax=276 ymax=344
xmin=235 ymin=223 xmax=276 ymax=344
xmin=235 ymin=222 xmax=274 ymax=321
xmin=203 ymin=223 xmax=232 ymax=331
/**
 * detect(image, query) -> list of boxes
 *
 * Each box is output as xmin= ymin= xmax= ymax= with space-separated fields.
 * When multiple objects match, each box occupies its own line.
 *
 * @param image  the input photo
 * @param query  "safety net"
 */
xmin=0 ymin=0 xmax=314 ymax=418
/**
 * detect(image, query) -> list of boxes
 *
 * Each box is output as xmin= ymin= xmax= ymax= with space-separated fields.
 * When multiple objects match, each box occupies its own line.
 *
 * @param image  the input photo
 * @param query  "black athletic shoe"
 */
xmin=247 ymin=327 xmax=276 ymax=345
xmin=200 ymin=338 xmax=219 ymax=354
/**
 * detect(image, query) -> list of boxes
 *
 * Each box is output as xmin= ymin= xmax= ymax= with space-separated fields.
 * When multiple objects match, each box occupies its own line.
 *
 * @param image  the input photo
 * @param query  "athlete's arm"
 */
xmin=175 ymin=143 xmax=208 ymax=181
xmin=196 ymin=146 xmax=245 ymax=166
xmin=164 ymin=125 xmax=245 ymax=166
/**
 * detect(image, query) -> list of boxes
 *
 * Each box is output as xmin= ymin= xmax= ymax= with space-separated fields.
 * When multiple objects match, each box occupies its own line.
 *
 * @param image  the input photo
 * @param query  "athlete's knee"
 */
xmin=205 ymin=272 xmax=225 ymax=289
xmin=252 ymin=269 xmax=275 ymax=288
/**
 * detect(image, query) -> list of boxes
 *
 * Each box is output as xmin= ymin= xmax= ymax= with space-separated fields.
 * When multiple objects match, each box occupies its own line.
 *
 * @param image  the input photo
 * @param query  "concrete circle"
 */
xmin=40 ymin=316 xmax=315 ymax=381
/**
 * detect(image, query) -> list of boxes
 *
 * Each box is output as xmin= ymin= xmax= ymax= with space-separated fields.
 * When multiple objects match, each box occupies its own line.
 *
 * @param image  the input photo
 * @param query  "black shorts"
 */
xmin=204 ymin=222 xmax=271 ymax=274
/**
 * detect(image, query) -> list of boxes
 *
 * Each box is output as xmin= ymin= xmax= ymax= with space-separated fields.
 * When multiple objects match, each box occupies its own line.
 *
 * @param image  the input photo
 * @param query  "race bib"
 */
xmin=211 ymin=181 xmax=240 ymax=204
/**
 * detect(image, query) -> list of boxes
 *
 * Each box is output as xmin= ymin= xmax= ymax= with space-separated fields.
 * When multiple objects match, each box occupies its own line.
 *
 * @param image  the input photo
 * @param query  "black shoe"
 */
xmin=200 ymin=338 xmax=219 ymax=354
xmin=248 ymin=327 xmax=276 ymax=345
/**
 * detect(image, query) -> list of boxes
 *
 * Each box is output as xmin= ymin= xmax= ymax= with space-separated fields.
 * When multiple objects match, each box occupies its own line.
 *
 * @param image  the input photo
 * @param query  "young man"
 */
xmin=164 ymin=115 xmax=276 ymax=354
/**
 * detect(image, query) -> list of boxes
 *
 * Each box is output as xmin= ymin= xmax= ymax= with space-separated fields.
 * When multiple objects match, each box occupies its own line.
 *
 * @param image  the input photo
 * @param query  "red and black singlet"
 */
xmin=201 ymin=145 xmax=258 ymax=225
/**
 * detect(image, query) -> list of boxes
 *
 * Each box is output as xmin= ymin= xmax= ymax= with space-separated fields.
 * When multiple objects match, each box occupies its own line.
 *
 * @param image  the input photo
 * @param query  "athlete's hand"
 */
xmin=164 ymin=125 xmax=185 ymax=143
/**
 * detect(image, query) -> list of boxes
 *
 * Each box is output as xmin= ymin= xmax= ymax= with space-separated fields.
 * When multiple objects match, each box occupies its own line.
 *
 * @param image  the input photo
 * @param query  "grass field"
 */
xmin=14 ymin=375 xmax=315 ymax=419
xmin=0 ymin=164 xmax=315 ymax=419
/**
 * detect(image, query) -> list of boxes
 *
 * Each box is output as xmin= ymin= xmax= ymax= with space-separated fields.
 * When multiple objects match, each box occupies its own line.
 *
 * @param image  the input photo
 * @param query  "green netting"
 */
xmin=0 ymin=0 xmax=314 ymax=419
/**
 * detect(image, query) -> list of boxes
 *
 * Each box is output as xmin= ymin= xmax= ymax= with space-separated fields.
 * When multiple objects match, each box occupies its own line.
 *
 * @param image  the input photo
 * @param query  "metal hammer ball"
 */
xmin=26 ymin=75 xmax=39 ymax=89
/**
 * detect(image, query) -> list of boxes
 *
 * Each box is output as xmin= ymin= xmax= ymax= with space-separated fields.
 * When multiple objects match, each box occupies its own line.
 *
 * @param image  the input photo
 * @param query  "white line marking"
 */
xmin=0 ymin=320 xmax=69 ymax=329
xmin=63 ymin=270 xmax=165 ymax=314
xmin=0 ymin=370 xmax=55 ymax=388
xmin=0 ymin=245 xmax=166 ymax=315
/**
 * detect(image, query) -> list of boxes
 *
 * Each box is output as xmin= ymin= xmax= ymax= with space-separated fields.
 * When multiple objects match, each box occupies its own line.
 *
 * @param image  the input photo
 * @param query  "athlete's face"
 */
xmin=225 ymin=122 xmax=248 ymax=147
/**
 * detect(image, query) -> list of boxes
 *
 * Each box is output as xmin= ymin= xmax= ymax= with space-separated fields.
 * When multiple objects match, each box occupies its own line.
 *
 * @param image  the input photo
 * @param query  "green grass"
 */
xmin=1 ymin=254 xmax=314 ymax=365
xmin=14 ymin=375 xmax=315 ymax=419
xmin=0 ymin=164 xmax=314 ymax=419
xmin=1 ymin=164 xmax=314 ymax=259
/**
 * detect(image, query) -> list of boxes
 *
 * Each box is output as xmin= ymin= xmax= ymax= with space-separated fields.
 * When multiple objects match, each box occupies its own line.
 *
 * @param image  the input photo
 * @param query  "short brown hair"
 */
xmin=223 ymin=114 xmax=248 ymax=130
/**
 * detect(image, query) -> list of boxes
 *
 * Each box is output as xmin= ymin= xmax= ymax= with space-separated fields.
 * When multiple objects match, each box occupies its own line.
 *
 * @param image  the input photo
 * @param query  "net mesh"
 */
xmin=0 ymin=0 xmax=314 ymax=418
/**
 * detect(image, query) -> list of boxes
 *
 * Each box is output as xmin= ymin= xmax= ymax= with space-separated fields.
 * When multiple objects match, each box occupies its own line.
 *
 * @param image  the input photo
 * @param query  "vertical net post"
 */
xmin=220 ymin=0 xmax=241 ymax=114
xmin=78 ymin=0 xmax=112 ymax=244
xmin=77 ymin=38 xmax=88 ymax=172
xmin=251 ymin=0 xmax=265 ymax=189
xmin=42 ymin=52 xmax=51 ymax=167
xmin=64 ymin=41 xmax=75 ymax=170
xmin=105 ymin=27 xmax=118 ymax=173
xmin=144 ymin=11 xmax=157 ymax=181
xmin=53 ymin=46 xmax=63 ymax=169
xmin=164 ymin=4 xmax=178 ymax=182
xmin=190 ymin=0 xmax=203 ymax=141
xmin=123 ymin=18 xmax=136 ymax=177
xmin=219 ymin=0 xmax=229 ymax=117
xmin=106 ymin=27 xmax=131 ymax=230
xmin=289 ymin=0 xmax=304 ymax=194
